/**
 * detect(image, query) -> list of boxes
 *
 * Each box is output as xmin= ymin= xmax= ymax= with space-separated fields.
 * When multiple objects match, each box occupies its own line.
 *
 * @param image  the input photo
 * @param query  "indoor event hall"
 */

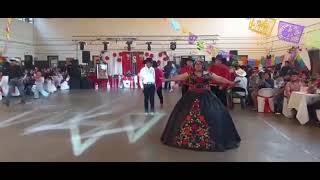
xmin=0 ymin=18 xmax=320 ymax=162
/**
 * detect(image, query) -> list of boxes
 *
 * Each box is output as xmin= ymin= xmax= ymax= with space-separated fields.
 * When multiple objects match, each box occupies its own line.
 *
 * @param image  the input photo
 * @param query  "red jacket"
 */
xmin=180 ymin=65 xmax=194 ymax=74
xmin=180 ymin=65 xmax=194 ymax=85
xmin=155 ymin=68 xmax=164 ymax=89
xmin=208 ymin=63 xmax=231 ymax=87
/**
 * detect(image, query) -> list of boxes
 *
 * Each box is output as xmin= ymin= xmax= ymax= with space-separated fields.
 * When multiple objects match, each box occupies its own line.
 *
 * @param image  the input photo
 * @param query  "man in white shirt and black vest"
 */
xmin=139 ymin=58 xmax=156 ymax=115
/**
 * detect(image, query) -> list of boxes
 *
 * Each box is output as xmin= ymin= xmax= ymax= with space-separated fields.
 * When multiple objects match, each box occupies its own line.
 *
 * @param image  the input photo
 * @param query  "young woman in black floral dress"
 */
xmin=161 ymin=60 xmax=241 ymax=152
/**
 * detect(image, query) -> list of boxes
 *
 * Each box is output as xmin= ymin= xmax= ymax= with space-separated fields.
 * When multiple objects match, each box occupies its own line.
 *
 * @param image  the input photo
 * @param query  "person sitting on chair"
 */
xmin=284 ymin=71 xmax=303 ymax=99
xmin=233 ymin=68 xmax=248 ymax=97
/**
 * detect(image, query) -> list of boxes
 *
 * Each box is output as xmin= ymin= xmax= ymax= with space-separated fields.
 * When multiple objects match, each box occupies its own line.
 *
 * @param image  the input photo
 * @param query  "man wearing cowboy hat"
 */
xmin=3 ymin=57 xmax=26 ymax=106
xmin=234 ymin=68 xmax=248 ymax=97
xmin=139 ymin=58 xmax=156 ymax=115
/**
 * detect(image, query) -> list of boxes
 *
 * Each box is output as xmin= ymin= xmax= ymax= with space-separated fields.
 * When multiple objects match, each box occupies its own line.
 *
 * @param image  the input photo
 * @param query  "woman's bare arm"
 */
xmin=210 ymin=72 xmax=234 ymax=86
xmin=163 ymin=72 xmax=189 ymax=82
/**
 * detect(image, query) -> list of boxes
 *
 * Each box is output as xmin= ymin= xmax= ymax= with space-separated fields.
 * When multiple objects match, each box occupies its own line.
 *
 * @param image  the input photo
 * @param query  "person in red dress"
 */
xmin=180 ymin=58 xmax=194 ymax=96
xmin=152 ymin=61 xmax=164 ymax=108
xmin=208 ymin=55 xmax=231 ymax=106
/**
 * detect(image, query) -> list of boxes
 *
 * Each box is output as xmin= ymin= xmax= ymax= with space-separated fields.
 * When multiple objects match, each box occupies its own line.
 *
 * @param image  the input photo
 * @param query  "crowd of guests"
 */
xmin=1 ymin=56 xmax=320 ymax=123
xmin=0 ymin=58 xmax=71 ymax=106
xmin=221 ymin=58 xmax=320 ymax=123
xmin=172 ymin=55 xmax=320 ymax=124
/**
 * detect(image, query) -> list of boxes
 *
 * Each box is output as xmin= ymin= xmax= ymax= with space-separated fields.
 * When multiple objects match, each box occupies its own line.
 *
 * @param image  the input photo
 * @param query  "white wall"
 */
xmin=3 ymin=18 xmax=317 ymax=64
xmin=0 ymin=18 xmax=35 ymax=59
xmin=33 ymin=18 xmax=266 ymax=63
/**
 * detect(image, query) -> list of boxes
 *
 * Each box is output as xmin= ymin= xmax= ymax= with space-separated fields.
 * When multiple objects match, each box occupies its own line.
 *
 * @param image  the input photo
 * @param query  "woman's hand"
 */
xmin=228 ymin=81 xmax=236 ymax=88
xmin=160 ymin=77 xmax=169 ymax=82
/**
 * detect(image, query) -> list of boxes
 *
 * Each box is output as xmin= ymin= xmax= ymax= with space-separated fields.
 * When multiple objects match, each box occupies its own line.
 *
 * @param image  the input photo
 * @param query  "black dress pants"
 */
xmin=143 ymin=84 xmax=155 ymax=113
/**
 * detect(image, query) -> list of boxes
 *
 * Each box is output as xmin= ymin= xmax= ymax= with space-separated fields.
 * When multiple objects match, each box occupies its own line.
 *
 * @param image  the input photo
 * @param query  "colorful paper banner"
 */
xmin=249 ymin=18 xmax=276 ymax=36
xmin=188 ymin=33 xmax=198 ymax=44
xmin=196 ymin=40 xmax=205 ymax=51
xmin=303 ymin=30 xmax=320 ymax=48
xmin=278 ymin=21 xmax=305 ymax=44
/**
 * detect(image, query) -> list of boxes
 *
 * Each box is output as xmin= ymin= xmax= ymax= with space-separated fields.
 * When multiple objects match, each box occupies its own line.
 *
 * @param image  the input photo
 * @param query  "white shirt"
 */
xmin=139 ymin=66 xmax=155 ymax=87
xmin=234 ymin=76 xmax=248 ymax=96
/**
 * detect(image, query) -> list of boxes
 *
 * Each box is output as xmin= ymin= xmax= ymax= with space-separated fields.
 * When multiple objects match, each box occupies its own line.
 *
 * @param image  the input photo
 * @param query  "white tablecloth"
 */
xmin=288 ymin=91 xmax=320 ymax=124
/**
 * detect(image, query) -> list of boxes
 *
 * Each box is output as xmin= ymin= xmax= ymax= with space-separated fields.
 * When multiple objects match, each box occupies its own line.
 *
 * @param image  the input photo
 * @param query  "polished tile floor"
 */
xmin=0 ymin=89 xmax=320 ymax=162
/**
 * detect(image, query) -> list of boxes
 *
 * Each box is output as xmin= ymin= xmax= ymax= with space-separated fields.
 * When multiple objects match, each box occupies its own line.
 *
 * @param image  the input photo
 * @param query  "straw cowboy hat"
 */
xmin=8 ymin=57 xmax=21 ymax=63
xmin=235 ymin=68 xmax=247 ymax=77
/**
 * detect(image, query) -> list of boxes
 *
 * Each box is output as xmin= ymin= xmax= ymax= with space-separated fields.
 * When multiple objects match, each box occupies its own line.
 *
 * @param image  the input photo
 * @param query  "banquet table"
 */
xmin=288 ymin=91 xmax=320 ymax=125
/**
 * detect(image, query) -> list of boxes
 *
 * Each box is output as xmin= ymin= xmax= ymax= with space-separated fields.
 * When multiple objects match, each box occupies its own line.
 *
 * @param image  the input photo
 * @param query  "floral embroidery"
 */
xmin=176 ymin=99 xmax=214 ymax=150
xmin=186 ymin=71 xmax=212 ymax=88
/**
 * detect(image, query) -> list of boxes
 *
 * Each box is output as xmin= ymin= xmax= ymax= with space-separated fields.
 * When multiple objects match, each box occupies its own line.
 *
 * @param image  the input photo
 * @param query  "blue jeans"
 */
xmin=274 ymin=95 xmax=284 ymax=113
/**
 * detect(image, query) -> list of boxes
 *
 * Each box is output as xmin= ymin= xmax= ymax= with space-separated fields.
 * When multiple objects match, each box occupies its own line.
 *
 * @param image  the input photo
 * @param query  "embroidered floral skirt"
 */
xmin=161 ymin=89 xmax=241 ymax=152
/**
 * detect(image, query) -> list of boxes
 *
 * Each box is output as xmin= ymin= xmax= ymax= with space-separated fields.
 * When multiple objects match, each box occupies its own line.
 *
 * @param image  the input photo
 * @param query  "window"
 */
xmin=15 ymin=18 xmax=33 ymax=24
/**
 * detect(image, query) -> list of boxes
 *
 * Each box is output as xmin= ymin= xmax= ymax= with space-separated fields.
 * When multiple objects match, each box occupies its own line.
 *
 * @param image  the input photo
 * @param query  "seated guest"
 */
xmin=279 ymin=61 xmax=292 ymax=77
xmin=60 ymin=71 xmax=70 ymax=90
xmin=284 ymin=71 xmax=303 ymax=98
xmin=23 ymin=70 xmax=35 ymax=96
xmin=249 ymin=68 xmax=260 ymax=110
xmin=234 ymin=68 xmax=248 ymax=96
xmin=258 ymin=72 xmax=274 ymax=89
xmin=33 ymin=70 xmax=49 ymax=99
xmin=283 ymin=73 xmax=291 ymax=83
xmin=307 ymin=99 xmax=320 ymax=125
xmin=274 ymin=76 xmax=286 ymax=114
xmin=53 ymin=70 xmax=64 ymax=89
xmin=44 ymin=76 xmax=57 ymax=93
xmin=0 ymin=70 xmax=8 ymax=100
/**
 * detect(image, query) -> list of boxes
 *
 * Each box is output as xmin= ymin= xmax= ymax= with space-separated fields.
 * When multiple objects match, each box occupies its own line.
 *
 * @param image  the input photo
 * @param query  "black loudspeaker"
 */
xmin=24 ymin=55 xmax=33 ymax=69
xmin=82 ymin=51 xmax=90 ymax=64
xmin=170 ymin=42 xmax=176 ymax=50
xmin=229 ymin=50 xmax=238 ymax=56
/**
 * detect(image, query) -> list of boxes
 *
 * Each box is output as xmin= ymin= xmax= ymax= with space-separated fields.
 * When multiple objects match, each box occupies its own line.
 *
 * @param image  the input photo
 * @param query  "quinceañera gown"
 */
xmin=161 ymin=71 xmax=241 ymax=152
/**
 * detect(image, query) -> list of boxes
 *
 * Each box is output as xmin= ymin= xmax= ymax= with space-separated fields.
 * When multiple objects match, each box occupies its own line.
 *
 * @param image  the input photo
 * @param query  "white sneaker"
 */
xmin=149 ymin=112 xmax=155 ymax=116
xmin=144 ymin=112 xmax=149 ymax=116
xmin=169 ymin=89 xmax=174 ymax=92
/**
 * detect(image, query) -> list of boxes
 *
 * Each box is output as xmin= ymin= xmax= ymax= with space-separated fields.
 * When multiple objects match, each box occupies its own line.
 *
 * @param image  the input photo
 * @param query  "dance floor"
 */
xmin=0 ymin=89 xmax=320 ymax=162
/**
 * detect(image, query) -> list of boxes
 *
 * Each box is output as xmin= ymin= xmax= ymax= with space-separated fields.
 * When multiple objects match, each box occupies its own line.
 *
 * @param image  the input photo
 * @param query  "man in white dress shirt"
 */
xmin=139 ymin=58 xmax=156 ymax=115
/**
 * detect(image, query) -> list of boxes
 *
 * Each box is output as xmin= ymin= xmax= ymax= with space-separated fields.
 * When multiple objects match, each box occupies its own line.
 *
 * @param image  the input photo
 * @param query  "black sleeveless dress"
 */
xmin=161 ymin=71 xmax=241 ymax=152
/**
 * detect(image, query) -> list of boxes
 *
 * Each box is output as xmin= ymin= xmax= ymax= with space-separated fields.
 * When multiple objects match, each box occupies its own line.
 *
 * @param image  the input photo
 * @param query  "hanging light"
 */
xmin=79 ymin=41 xmax=86 ymax=51
xmin=126 ymin=41 xmax=133 ymax=51
xmin=103 ymin=42 xmax=109 ymax=51
xmin=146 ymin=42 xmax=152 ymax=51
